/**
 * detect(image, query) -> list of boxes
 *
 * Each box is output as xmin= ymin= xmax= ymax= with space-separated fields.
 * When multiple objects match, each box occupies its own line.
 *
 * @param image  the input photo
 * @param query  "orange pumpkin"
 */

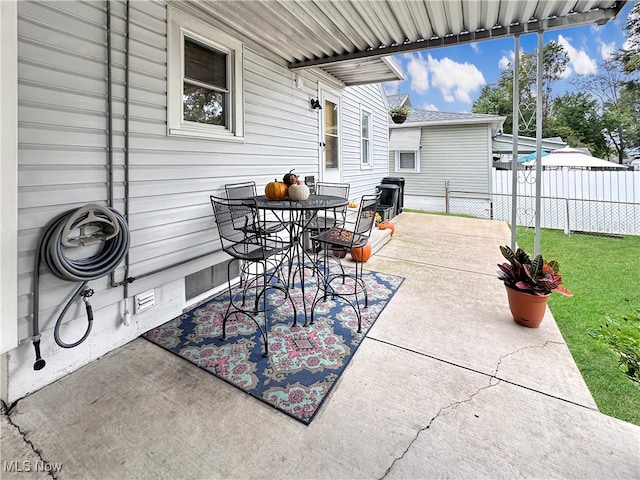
xmin=378 ymin=221 xmax=395 ymax=236
xmin=350 ymin=243 xmax=372 ymax=262
xmin=265 ymin=179 xmax=288 ymax=200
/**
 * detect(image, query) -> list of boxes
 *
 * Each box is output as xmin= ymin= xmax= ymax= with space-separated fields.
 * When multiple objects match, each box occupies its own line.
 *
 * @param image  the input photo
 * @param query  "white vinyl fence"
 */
xmin=446 ymin=169 xmax=640 ymax=236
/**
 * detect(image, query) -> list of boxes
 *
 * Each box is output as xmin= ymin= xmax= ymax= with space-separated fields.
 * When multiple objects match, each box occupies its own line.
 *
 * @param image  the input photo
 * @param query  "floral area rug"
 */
xmin=143 ymin=267 xmax=404 ymax=424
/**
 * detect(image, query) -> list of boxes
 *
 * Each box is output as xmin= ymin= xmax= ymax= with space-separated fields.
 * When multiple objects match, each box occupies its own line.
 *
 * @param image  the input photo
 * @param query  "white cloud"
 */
xmin=498 ymin=50 xmax=524 ymax=70
xmin=559 ymin=65 xmax=573 ymax=79
xmin=470 ymin=43 xmax=479 ymax=53
xmin=426 ymin=54 xmax=486 ymax=104
xmin=558 ymin=34 xmax=597 ymax=75
xmin=406 ymin=53 xmax=430 ymax=93
xmin=421 ymin=103 xmax=439 ymax=111
xmin=600 ymin=41 xmax=616 ymax=60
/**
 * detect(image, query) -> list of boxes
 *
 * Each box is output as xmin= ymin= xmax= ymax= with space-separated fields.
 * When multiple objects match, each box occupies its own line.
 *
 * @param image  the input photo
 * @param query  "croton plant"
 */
xmin=497 ymin=245 xmax=573 ymax=297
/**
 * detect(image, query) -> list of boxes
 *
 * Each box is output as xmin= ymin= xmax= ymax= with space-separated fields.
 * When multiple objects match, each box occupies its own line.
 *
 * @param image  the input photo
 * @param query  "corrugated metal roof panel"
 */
xmin=189 ymin=0 xmax=628 ymax=85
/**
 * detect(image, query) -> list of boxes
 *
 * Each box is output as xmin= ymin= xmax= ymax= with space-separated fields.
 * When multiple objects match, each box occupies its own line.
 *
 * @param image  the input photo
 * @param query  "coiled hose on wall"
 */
xmin=31 ymin=204 xmax=130 ymax=370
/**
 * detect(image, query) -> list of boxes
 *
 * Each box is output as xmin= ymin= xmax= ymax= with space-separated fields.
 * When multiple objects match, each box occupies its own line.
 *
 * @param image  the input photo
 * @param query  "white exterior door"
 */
xmin=319 ymin=89 xmax=341 ymax=183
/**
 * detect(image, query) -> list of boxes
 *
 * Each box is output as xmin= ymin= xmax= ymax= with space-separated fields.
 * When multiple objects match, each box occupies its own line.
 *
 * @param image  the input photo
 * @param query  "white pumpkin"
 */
xmin=288 ymin=180 xmax=310 ymax=201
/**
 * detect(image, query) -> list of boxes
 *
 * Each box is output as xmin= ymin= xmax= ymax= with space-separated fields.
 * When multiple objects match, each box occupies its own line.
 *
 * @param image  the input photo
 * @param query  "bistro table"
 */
xmin=252 ymin=194 xmax=348 ymax=324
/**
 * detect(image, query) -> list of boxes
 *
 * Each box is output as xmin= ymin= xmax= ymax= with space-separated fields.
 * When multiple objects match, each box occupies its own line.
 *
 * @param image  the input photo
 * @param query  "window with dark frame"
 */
xmin=183 ymin=37 xmax=228 ymax=127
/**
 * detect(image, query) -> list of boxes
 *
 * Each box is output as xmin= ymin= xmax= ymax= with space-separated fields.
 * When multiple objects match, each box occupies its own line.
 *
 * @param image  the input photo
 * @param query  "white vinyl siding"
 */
xmin=341 ymin=84 xmax=389 ymax=199
xmin=389 ymin=123 xmax=492 ymax=198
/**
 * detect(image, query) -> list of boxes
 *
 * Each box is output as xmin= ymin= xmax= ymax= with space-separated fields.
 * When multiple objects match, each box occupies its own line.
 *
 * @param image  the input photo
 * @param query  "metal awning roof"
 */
xmin=187 ymin=0 xmax=628 ymax=86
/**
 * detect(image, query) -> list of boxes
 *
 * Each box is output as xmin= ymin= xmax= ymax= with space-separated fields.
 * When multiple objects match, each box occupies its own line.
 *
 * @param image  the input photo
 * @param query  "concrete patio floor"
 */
xmin=2 ymin=212 xmax=639 ymax=479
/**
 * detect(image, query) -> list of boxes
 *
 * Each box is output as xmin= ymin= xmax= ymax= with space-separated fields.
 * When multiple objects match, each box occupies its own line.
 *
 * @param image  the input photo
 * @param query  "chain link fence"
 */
xmin=445 ymin=189 xmax=640 ymax=236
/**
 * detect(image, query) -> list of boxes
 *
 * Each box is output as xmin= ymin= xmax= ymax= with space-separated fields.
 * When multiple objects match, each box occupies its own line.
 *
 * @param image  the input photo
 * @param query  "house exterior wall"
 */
xmin=341 ymin=84 xmax=390 ymax=198
xmin=389 ymin=123 xmax=493 ymax=211
xmin=4 ymin=0 xmax=389 ymax=402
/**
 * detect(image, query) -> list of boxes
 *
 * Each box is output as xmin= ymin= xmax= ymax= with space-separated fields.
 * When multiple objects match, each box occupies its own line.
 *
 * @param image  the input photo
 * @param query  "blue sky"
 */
xmin=383 ymin=2 xmax=634 ymax=113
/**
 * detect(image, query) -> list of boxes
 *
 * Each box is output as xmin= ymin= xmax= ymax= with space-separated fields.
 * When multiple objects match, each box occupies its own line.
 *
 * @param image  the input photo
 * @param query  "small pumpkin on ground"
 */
xmin=265 ymin=179 xmax=288 ymax=200
xmin=378 ymin=221 xmax=395 ymax=236
xmin=350 ymin=243 xmax=372 ymax=262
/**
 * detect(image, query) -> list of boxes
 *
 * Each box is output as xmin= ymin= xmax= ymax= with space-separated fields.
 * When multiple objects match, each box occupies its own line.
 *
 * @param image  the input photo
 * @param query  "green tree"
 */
xmin=618 ymin=2 xmax=640 ymax=74
xmin=472 ymin=84 xmax=512 ymax=132
xmin=548 ymin=93 xmax=606 ymax=157
xmin=472 ymin=41 xmax=569 ymax=137
xmin=571 ymin=59 xmax=638 ymax=162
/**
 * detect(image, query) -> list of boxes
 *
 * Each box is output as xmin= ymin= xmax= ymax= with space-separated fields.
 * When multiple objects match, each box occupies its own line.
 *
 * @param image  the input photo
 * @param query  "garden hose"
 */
xmin=31 ymin=205 xmax=130 ymax=370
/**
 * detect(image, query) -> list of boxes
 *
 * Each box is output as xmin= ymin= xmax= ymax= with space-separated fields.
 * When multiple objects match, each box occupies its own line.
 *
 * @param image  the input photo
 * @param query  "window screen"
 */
xmin=399 ymin=151 xmax=416 ymax=170
xmin=183 ymin=37 xmax=228 ymax=126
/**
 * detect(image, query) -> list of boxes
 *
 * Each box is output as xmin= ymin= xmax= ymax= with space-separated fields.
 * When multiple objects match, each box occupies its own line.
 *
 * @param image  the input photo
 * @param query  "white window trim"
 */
xmin=318 ymin=84 xmax=342 ymax=183
xmin=167 ymin=7 xmax=244 ymax=142
xmin=360 ymin=106 xmax=373 ymax=169
xmin=394 ymin=150 xmax=420 ymax=173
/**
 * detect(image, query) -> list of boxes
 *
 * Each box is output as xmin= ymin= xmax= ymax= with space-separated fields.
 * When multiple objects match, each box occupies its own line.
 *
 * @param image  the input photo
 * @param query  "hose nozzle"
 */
xmin=32 ymin=335 xmax=46 ymax=371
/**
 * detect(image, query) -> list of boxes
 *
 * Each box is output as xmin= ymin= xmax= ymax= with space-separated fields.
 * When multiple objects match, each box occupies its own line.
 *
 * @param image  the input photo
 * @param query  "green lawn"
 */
xmin=516 ymin=228 xmax=640 ymax=426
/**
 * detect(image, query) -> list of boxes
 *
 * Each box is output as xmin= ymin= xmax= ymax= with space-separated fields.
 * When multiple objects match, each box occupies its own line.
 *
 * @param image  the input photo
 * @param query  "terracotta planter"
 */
xmin=505 ymin=286 xmax=550 ymax=328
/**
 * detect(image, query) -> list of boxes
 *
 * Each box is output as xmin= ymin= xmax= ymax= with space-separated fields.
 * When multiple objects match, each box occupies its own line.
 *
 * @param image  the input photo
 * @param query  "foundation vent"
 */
xmin=135 ymin=289 xmax=155 ymax=314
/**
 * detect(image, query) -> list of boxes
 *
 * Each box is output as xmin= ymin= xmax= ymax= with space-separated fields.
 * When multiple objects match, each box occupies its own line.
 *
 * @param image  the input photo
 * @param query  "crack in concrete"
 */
xmin=378 ymin=340 xmax=562 ymax=479
xmin=490 ymin=340 xmax=565 ymax=378
xmin=378 ymin=376 xmax=501 ymax=480
xmin=1 ymin=400 xmax=59 ymax=480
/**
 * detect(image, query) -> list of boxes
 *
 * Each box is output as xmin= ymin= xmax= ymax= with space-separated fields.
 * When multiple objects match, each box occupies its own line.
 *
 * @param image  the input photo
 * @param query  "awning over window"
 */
xmin=389 ymin=128 xmax=421 ymax=151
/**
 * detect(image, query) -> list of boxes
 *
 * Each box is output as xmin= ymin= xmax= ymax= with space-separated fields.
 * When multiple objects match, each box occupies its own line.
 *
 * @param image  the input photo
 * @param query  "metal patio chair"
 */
xmin=307 ymin=181 xmax=350 ymax=234
xmin=210 ymin=195 xmax=297 ymax=356
xmin=225 ymin=181 xmax=288 ymax=236
xmin=310 ymin=192 xmax=381 ymax=332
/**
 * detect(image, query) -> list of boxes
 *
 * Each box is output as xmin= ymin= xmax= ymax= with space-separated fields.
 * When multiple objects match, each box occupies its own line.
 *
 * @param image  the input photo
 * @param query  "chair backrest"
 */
xmin=354 ymin=193 xmax=381 ymax=237
xmin=305 ymin=176 xmax=316 ymax=194
xmin=210 ymin=195 xmax=257 ymax=248
xmin=316 ymin=182 xmax=350 ymax=221
xmin=225 ymin=181 xmax=258 ymax=200
xmin=316 ymin=182 xmax=350 ymax=200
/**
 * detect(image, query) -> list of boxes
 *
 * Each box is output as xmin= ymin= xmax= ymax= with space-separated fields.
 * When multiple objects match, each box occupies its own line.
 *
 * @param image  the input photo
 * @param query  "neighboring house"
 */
xmin=387 ymin=95 xmax=505 ymax=211
xmin=492 ymin=134 xmax=567 ymax=168
xmin=0 ymin=1 xmax=402 ymax=402
xmin=387 ymin=93 xmax=411 ymax=112
xmin=492 ymin=134 xmax=567 ymax=155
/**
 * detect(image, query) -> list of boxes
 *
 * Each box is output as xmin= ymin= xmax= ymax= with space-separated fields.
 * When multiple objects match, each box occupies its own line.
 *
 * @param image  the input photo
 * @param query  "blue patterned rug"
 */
xmin=143 ymin=267 xmax=403 ymax=424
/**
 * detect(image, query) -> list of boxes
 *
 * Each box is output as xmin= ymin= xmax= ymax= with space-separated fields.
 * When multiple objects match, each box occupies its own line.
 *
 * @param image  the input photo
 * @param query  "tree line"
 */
xmin=472 ymin=3 xmax=640 ymax=163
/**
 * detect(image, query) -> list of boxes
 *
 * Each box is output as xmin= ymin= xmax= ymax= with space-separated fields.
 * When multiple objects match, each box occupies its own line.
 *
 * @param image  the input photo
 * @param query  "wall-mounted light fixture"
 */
xmin=310 ymin=98 xmax=322 ymax=110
